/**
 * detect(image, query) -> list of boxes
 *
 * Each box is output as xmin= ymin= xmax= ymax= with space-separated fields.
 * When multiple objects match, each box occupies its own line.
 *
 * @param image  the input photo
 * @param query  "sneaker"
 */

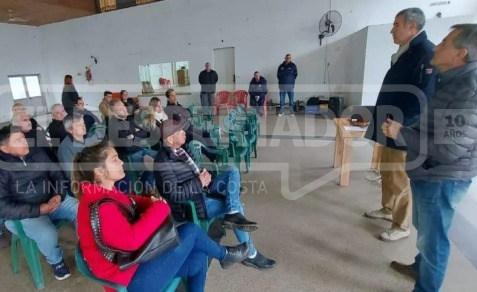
xmin=379 ymin=228 xmax=410 ymax=242
xmin=242 ymin=252 xmax=276 ymax=270
xmin=290 ymin=113 xmax=295 ymax=117
xmin=51 ymin=259 xmax=71 ymax=280
xmin=364 ymin=208 xmax=392 ymax=222
xmin=278 ymin=113 xmax=284 ymax=117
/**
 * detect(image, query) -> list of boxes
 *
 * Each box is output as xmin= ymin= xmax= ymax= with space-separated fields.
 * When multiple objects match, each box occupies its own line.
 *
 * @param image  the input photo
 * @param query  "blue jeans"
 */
xmin=205 ymin=166 xmax=257 ymax=256
xmin=410 ymin=180 xmax=471 ymax=292
xmin=5 ymin=195 xmax=78 ymax=265
xmin=279 ymin=90 xmax=295 ymax=113
xmin=128 ymin=223 xmax=225 ymax=292
xmin=129 ymin=148 xmax=157 ymax=187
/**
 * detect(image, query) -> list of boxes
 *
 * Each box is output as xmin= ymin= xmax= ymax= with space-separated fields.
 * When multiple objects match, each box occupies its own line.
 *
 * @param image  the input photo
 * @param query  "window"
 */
xmin=139 ymin=61 xmax=190 ymax=93
xmin=8 ymin=74 xmax=42 ymax=100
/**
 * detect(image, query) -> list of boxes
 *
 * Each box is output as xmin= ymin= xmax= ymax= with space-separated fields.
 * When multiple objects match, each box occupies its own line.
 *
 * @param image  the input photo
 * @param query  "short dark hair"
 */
xmin=120 ymin=90 xmax=127 ymax=96
xmin=165 ymin=89 xmax=175 ymax=98
xmin=104 ymin=91 xmax=112 ymax=97
xmin=64 ymin=75 xmax=72 ymax=83
xmin=0 ymin=125 xmax=22 ymax=146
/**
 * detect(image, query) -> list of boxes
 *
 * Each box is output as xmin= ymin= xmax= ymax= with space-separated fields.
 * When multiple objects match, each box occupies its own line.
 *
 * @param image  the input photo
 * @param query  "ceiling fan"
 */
xmin=7 ymin=9 xmax=28 ymax=23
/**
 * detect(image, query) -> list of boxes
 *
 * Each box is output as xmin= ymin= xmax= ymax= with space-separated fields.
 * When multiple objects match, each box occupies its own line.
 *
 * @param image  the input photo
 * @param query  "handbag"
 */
xmin=89 ymin=197 xmax=180 ymax=270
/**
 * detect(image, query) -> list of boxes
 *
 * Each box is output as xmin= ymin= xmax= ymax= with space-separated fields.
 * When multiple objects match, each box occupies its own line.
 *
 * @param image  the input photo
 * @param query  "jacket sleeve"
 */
xmin=198 ymin=71 xmax=204 ymax=85
xmin=155 ymin=161 xmax=203 ymax=204
xmin=57 ymin=144 xmax=75 ymax=181
xmin=263 ymin=78 xmax=268 ymax=94
xmin=277 ymin=65 xmax=282 ymax=79
xmin=293 ymin=64 xmax=298 ymax=79
xmin=99 ymin=200 xmax=171 ymax=251
xmin=214 ymin=71 xmax=219 ymax=83
xmin=130 ymin=195 xmax=153 ymax=213
xmin=0 ymin=171 xmax=41 ymax=220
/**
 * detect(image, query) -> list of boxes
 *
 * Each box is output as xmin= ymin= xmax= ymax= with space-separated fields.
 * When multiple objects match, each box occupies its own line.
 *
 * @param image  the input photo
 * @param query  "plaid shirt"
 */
xmin=172 ymin=147 xmax=201 ymax=176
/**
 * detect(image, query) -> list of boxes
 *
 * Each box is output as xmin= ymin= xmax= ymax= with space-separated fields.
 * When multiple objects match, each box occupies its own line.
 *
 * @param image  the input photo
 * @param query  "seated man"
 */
xmin=248 ymin=71 xmax=268 ymax=116
xmin=164 ymin=88 xmax=217 ymax=160
xmin=57 ymin=113 xmax=102 ymax=180
xmin=48 ymin=104 xmax=68 ymax=149
xmin=119 ymin=90 xmax=140 ymax=116
xmin=108 ymin=99 xmax=157 ymax=189
xmin=154 ymin=118 xmax=276 ymax=270
xmin=11 ymin=113 xmax=57 ymax=162
xmin=74 ymin=97 xmax=100 ymax=133
xmin=11 ymin=103 xmax=43 ymax=131
xmin=0 ymin=125 xmax=77 ymax=280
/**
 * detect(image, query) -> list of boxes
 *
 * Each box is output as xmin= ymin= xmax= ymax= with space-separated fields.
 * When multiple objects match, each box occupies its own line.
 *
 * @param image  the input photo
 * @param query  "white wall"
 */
xmin=1 ymin=0 xmax=476 ymax=122
xmin=361 ymin=14 xmax=476 ymax=106
xmin=0 ymin=23 xmax=51 ymax=122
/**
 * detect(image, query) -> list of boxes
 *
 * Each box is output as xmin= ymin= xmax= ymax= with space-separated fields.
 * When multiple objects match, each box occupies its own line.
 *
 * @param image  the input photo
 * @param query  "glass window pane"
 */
xmin=25 ymin=76 xmax=41 ymax=97
xmin=9 ymin=77 xmax=27 ymax=100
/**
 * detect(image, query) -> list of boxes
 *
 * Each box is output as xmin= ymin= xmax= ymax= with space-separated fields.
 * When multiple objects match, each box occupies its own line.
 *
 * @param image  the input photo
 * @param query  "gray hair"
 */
xmin=63 ymin=113 xmax=83 ymax=131
xmin=451 ymin=24 xmax=477 ymax=62
xmin=50 ymin=103 xmax=63 ymax=112
xmin=396 ymin=8 xmax=426 ymax=31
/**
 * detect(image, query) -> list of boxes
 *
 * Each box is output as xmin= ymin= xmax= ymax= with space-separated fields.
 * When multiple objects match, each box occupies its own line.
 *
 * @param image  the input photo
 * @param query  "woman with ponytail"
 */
xmin=73 ymin=142 xmax=249 ymax=292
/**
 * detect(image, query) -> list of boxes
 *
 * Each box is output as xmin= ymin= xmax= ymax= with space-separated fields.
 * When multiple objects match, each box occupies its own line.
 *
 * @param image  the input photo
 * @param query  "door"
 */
xmin=8 ymin=74 xmax=48 ymax=116
xmin=213 ymin=47 xmax=235 ymax=93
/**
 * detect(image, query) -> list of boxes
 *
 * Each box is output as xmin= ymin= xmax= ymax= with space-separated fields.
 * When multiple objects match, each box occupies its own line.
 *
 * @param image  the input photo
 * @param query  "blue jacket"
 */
xmin=365 ymin=31 xmax=437 ymax=150
xmin=248 ymin=76 xmax=268 ymax=99
xmin=277 ymin=61 xmax=298 ymax=90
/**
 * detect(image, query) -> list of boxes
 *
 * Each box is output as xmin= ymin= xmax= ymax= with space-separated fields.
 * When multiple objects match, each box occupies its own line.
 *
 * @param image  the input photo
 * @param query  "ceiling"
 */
xmin=0 ymin=0 xmax=97 ymax=26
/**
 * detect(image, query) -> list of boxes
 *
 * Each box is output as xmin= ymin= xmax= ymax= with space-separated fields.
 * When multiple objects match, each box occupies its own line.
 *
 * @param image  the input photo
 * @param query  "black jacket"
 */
xmin=249 ymin=76 xmax=268 ymax=99
xmin=0 ymin=148 xmax=68 ymax=220
xmin=62 ymin=84 xmax=79 ymax=114
xmin=108 ymin=115 xmax=149 ymax=157
xmin=365 ymin=31 xmax=437 ymax=150
xmin=277 ymin=61 xmax=298 ymax=90
xmin=154 ymin=146 xmax=207 ymax=221
xmin=48 ymin=119 xmax=68 ymax=147
xmin=198 ymin=70 xmax=219 ymax=93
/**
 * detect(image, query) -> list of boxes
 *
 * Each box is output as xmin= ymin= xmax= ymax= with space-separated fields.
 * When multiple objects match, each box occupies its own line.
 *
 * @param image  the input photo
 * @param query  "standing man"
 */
xmin=248 ymin=71 xmax=268 ymax=116
xmin=198 ymin=62 xmax=218 ymax=115
xmin=364 ymin=8 xmax=437 ymax=242
xmin=383 ymin=23 xmax=477 ymax=292
xmin=277 ymin=54 xmax=297 ymax=116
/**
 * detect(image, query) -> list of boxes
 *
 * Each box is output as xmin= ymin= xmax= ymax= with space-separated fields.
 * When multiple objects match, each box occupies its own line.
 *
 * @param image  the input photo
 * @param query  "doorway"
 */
xmin=213 ymin=47 xmax=235 ymax=92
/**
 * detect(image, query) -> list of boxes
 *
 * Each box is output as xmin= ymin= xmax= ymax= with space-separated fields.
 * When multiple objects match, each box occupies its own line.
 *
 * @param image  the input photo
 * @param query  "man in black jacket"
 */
xmin=47 ymin=104 xmax=68 ymax=150
xmin=0 ymin=126 xmax=77 ymax=281
xmin=108 ymin=99 xmax=157 ymax=188
xmin=198 ymin=62 xmax=219 ymax=115
xmin=277 ymin=54 xmax=297 ymax=116
xmin=248 ymin=71 xmax=268 ymax=116
xmin=383 ymin=23 xmax=477 ymax=292
xmin=364 ymin=8 xmax=437 ymax=242
xmin=154 ymin=118 xmax=276 ymax=270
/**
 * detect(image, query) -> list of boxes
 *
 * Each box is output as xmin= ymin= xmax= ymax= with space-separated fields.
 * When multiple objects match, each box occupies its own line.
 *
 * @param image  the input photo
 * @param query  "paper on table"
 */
xmin=344 ymin=125 xmax=368 ymax=132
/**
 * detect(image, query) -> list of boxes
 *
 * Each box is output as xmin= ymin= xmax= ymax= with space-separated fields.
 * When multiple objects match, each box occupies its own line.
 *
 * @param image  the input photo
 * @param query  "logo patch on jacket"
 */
xmin=426 ymin=67 xmax=433 ymax=74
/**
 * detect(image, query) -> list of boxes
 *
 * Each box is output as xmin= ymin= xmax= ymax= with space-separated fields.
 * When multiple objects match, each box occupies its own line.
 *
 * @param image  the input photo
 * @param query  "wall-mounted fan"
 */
xmin=318 ymin=10 xmax=342 ymax=45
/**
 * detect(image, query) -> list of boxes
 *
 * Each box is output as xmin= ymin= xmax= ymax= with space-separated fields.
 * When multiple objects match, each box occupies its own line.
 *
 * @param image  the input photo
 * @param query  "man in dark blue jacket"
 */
xmin=198 ymin=62 xmax=219 ymax=115
xmin=0 ymin=126 xmax=77 ymax=281
xmin=383 ymin=23 xmax=477 ymax=292
xmin=364 ymin=8 xmax=437 ymax=242
xmin=277 ymin=54 xmax=298 ymax=116
xmin=248 ymin=71 xmax=268 ymax=116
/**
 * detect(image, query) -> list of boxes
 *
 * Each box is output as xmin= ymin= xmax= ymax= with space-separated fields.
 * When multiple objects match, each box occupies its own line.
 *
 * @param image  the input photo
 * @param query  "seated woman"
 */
xmin=138 ymin=97 xmax=167 ymax=151
xmin=73 ymin=142 xmax=249 ymax=292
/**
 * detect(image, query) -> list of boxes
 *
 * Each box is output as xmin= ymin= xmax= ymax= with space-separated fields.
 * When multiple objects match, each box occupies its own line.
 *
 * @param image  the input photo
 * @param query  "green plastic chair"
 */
xmin=11 ymin=220 xmax=69 ymax=290
xmin=188 ymin=140 xmax=229 ymax=168
xmin=75 ymin=246 xmax=182 ymax=292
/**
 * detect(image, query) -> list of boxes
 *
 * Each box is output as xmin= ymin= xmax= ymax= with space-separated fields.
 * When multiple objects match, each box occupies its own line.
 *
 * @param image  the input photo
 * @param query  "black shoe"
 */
xmin=242 ymin=252 xmax=276 ymax=270
xmin=223 ymin=213 xmax=259 ymax=232
xmin=220 ymin=242 xmax=250 ymax=269
xmin=390 ymin=261 xmax=418 ymax=281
